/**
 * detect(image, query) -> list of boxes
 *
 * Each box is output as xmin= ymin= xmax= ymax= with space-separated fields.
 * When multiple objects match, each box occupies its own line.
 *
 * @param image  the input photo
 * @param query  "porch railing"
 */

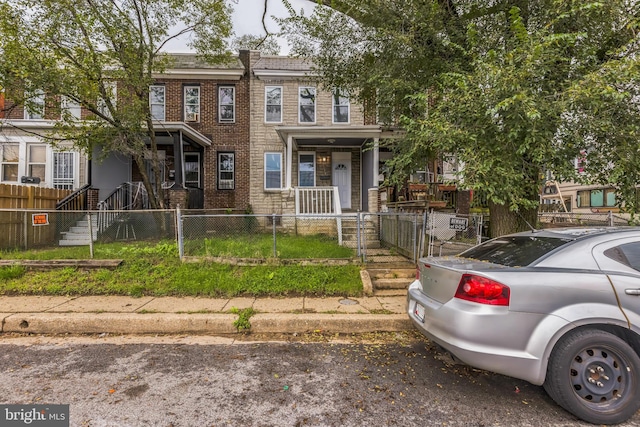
xmin=295 ymin=186 xmax=342 ymax=215
xmin=295 ymin=186 xmax=343 ymax=245
xmin=97 ymin=182 xmax=149 ymax=235
xmin=55 ymin=184 xmax=91 ymax=211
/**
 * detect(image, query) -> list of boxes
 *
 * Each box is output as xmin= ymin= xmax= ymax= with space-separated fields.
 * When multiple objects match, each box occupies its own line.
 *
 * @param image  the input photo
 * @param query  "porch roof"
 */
xmin=275 ymin=125 xmax=383 ymax=149
xmin=152 ymin=122 xmax=212 ymax=147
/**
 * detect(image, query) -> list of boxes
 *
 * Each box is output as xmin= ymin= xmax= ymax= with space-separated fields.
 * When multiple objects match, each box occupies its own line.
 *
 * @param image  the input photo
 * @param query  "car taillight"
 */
xmin=454 ymin=274 xmax=510 ymax=306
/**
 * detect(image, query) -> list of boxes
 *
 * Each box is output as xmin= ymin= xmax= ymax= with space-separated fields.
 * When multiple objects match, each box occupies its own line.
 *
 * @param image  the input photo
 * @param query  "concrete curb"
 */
xmin=1 ymin=312 xmax=413 ymax=335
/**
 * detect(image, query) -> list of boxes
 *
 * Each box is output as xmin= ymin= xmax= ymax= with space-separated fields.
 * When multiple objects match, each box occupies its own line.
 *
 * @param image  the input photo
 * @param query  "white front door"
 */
xmin=332 ymin=152 xmax=351 ymax=210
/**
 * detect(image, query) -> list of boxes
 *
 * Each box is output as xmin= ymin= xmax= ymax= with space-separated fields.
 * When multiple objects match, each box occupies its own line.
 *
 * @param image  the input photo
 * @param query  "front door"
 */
xmin=332 ymin=152 xmax=351 ymax=210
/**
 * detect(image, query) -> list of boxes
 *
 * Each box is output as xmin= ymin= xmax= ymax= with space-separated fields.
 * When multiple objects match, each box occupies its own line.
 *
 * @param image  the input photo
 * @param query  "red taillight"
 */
xmin=454 ymin=274 xmax=510 ymax=306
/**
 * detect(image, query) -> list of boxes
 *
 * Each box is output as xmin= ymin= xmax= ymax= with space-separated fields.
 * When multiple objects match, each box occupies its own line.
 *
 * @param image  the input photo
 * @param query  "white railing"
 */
xmin=295 ymin=186 xmax=343 ymax=245
xmin=295 ymin=186 xmax=342 ymax=215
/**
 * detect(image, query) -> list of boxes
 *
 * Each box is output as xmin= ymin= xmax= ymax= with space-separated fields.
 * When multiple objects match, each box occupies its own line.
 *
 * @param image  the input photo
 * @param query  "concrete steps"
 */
xmin=366 ymin=264 xmax=416 ymax=296
xmin=59 ymin=216 xmax=98 ymax=246
xmin=341 ymin=216 xmax=381 ymax=249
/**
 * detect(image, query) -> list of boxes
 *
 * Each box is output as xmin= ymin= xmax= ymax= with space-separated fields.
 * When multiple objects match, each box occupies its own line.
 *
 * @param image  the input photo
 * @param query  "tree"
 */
xmin=280 ymin=0 xmax=640 ymax=235
xmin=0 ymin=0 xmax=235 ymax=209
xmin=230 ymin=34 xmax=281 ymax=55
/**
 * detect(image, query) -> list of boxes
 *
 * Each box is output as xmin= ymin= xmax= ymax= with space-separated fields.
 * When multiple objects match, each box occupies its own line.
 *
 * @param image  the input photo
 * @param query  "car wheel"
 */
xmin=543 ymin=328 xmax=640 ymax=425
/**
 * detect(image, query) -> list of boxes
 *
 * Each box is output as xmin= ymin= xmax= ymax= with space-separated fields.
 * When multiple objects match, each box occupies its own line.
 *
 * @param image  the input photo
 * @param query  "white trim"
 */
xmin=218 ymin=86 xmax=236 ymax=123
xmin=298 ymin=87 xmax=316 ymax=124
xmin=264 ymin=86 xmax=283 ymax=124
xmin=150 ymin=85 xmax=166 ymax=121
xmin=254 ymin=69 xmax=318 ymax=80
xmin=152 ymin=69 xmax=244 ymax=80
xmin=184 ymin=86 xmax=201 ymax=123
xmin=264 ymin=152 xmax=283 ymax=190
xmin=298 ymin=151 xmax=316 ymax=187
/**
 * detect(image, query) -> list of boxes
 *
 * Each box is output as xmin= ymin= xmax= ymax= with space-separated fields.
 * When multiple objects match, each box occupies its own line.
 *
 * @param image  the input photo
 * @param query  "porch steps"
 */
xmin=59 ymin=216 xmax=98 ymax=246
xmin=366 ymin=264 xmax=416 ymax=296
xmin=340 ymin=216 xmax=381 ymax=249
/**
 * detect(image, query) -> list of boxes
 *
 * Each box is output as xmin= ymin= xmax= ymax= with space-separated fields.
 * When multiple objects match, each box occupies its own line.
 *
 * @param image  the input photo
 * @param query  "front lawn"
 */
xmin=0 ymin=241 xmax=363 ymax=297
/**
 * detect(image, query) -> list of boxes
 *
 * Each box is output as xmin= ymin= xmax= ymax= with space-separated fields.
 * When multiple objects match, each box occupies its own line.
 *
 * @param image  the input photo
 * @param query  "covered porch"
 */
xmin=275 ymin=125 xmax=386 ymax=214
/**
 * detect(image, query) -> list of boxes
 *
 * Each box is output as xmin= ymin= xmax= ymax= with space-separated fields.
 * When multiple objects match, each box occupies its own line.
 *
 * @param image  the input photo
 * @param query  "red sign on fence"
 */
xmin=32 ymin=213 xmax=49 ymax=226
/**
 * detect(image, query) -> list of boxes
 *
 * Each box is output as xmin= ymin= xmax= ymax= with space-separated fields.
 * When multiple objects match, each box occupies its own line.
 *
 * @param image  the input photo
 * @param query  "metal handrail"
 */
xmin=55 ymin=183 xmax=91 ymax=210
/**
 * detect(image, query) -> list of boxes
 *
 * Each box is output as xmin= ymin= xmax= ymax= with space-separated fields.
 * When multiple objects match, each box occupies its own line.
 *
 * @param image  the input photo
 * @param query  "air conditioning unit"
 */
xmin=186 ymin=112 xmax=199 ymax=122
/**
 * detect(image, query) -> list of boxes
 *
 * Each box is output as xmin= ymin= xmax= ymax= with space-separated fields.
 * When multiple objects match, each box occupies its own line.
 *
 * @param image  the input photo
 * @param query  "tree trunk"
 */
xmin=488 ymin=201 xmax=538 ymax=238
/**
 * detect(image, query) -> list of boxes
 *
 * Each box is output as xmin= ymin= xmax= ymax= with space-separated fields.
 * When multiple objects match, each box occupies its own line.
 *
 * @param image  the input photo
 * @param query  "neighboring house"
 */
xmin=246 ymin=51 xmax=389 ymax=216
xmin=0 ymin=91 xmax=89 ymax=191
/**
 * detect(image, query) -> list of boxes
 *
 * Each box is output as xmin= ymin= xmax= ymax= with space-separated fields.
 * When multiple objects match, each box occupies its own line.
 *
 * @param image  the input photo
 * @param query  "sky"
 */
xmin=165 ymin=0 xmax=313 ymax=55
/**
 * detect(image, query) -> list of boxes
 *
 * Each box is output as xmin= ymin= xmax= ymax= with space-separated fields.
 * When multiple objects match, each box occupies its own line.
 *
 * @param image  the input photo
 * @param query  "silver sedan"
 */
xmin=407 ymin=227 xmax=640 ymax=425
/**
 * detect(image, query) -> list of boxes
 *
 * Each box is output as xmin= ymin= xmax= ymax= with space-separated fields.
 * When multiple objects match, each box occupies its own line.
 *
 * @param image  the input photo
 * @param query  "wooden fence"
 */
xmin=0 ymin=184 xmax=72 ymax=250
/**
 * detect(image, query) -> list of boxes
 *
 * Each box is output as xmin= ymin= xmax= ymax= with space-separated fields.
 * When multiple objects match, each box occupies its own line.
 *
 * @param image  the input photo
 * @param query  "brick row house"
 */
xmin=0 ymin=50 xmax=390 ymax=216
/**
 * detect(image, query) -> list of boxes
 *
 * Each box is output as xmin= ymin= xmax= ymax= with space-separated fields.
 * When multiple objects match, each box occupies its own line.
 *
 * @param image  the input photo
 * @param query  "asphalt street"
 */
xmin=3 ymin=333 xmax=637 ymax=427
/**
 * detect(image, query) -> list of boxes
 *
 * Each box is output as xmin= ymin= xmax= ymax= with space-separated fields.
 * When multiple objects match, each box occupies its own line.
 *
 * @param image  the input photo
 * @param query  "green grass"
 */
xmin=0 ymin=240 xmax=363 ymax=298
xmin=186 ymin=233 xmax=355 ymax=259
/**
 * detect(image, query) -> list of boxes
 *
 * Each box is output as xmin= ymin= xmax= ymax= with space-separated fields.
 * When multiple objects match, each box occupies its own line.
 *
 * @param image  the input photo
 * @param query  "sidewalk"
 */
xmin=0 ymin=295 xmax=412 ymax=335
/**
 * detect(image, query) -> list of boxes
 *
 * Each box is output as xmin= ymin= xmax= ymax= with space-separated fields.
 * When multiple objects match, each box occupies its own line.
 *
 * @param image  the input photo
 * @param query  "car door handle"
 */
xmin=625 ymin=289 xmax=640 ymax=296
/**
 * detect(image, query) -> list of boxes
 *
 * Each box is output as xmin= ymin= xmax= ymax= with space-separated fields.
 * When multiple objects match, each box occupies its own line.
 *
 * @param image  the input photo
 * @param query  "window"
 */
xmin=577 ymin=188 xmax=616 ymax=208
xmin=25 ymin=90 xmax=45 ymax=119
xmin=98 ymin=81 xmax=116 ymax=118
xmin=150 ymin=85 xmax=166 ymax=121
xmin=604 ymin=243 xmax=640 ymax=272
xmin=265 ymin=152 xmax=282 ymax=189
xmin=184 ymin=152 xmax=200 ymax=187
xmin=298 ymin=152 xmax=315 ymax=187
xmin=53 ymin=152 xmax=75 ymax=190
xmin=265 ymin=86 xmax=282 ymax=123
xmin=1 ymin=144 xmax=19 ymax=182
xmin=62 ymin=97 xmax=82 ymax=120
xmin=184 ymin=86 xmax=200 ymax=122
xmin=332 ymin=89 xmax=350 ymax=123
xmin=299 ymin=87 xmax=316 ymax=123
xmin=28 ymin=145 xmax=46 ymax=182
xmin=218 ymin=152 xmax=234 ymax=190
xmin=460 ymin=236 xmax=572 ymax=267
xmin=218 ymin=86 xmax=235 ymax=122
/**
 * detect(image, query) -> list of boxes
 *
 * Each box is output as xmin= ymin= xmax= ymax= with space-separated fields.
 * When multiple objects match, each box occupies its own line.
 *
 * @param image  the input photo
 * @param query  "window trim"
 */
xmin=27 ymin=144 xmax=47 ymax=182
xmin=150 ymin=85 xmax=166 ymax=121
xmin=218 ymin=86 xmax=235 ymax=123
xmin=298 ymin=86 xmax=316 ymax=124
xmin=298 ymin=151 xmax=316 ymax=187
xmin=264 ymin=152 xmax=282 ymax=190
xmin=217 ymin=151 xmax=235 ymax=190
xmin=265 ymin=86 xmax=283 ymax=123
xmin=53 ymin=151 xmax=76 ymax=190
xmin=24 ymin=90 xmax=45 ymax=120
xmin=332 ymin=89 xmax=350 ymax=124
xmin=1 ymin=143 xmax=20 ymax=183
xmin=184 ymin=152 xmax=201 ymax=187
xmin=184 ymin=85 xmax=201 ymax=123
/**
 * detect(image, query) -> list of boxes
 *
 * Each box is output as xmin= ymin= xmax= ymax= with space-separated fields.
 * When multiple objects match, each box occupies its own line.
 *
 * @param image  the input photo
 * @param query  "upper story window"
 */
xmin=265 ymin=152 xmax=282 ymax=189
xmin=265 ymin=86 xmax=282 ymax=123
xmin=24 ymin=90 xmax=45 ymax=119
xmin=184 ymin=86 xmax=200 ymax=123
xmin=150 ymin=85 xmax=166 ymax=121
xmin=218 ymin=86 xmax=235 ymax=123
xmin=332 ymin=89 xmax=350 ymax=123
xmin=1 ymin=144 xmax=19 ymax=182
xmin=98 ymin=81 xmax=117 ymax=119
xmin=218 ymin=152 xmax=235 ymax=190
xmin=62 ymin=97 xmax=82 ymax=120
xmin=299 ymin=87 xmax=316 ymax=124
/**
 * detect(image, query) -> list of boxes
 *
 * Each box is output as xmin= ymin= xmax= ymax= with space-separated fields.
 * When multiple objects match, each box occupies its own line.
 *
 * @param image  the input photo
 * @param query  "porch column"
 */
xmin=173 ymin=131 xmax=184 ymax=189
xmin=373 ymin=138 xmax=380 ymax=188
xmin=286 ymin=135 xmax=293 ymax=189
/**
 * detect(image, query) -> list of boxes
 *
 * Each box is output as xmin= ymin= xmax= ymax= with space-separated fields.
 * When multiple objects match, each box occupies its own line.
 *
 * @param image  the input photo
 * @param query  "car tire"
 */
xmin=543 ymin=328 xmax=640 ymax=425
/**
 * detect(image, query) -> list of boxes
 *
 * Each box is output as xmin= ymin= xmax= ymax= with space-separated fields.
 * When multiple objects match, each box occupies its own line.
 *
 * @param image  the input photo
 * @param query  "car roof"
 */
xmin=507 ymin=227 xmax=640 ymax=242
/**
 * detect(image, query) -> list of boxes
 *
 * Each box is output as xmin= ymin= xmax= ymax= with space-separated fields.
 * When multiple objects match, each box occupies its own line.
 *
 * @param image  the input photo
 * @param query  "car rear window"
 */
xmin=604 ymin=242 xmax=640 ymax=272
xmin=459 ymin=235 xmax=571 ymax=267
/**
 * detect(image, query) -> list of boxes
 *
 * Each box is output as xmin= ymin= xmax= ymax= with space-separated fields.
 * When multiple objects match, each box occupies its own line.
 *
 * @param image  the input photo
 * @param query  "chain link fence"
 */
xmin=2 ymin=207 xmax=634 ymax=261
xmin=178 ymin=211 xmax=357 ymax=261
xmin=0 ymin=208 xmax=177 ymax=254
